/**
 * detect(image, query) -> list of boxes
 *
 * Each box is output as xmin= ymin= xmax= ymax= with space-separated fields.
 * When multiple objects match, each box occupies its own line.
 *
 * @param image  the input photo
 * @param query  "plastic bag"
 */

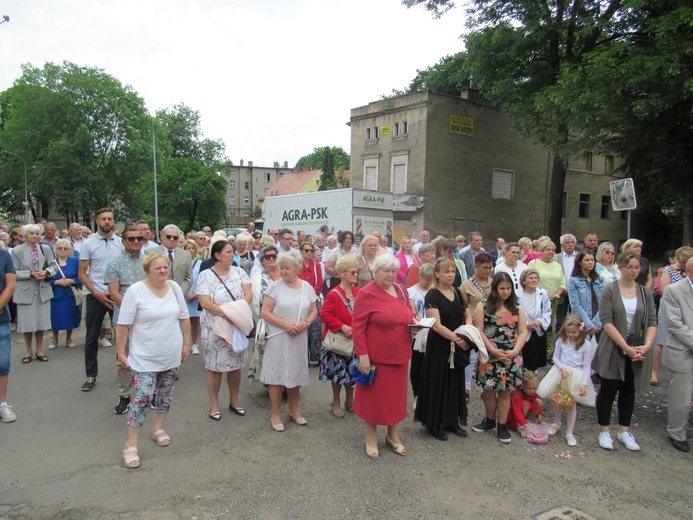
xmin=520 ymin=423 xmax=549 ymax=444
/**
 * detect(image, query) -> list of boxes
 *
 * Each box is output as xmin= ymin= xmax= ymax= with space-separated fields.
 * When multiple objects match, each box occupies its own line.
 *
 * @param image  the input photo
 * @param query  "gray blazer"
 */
xmin=147 ymin=246 xmax=193 ymax=295
xmin=592 ymin=281 xmax=657 ymax=391
xmin=11 ymin=243 xmax=57 ymax=304
xmin=460 ymin=249 xmax=476 ymax=277
xmin=662 ymin=279 xmax=693 ymax=374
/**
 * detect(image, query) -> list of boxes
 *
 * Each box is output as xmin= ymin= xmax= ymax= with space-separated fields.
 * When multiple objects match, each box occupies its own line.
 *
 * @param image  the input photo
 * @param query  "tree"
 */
xmin=393 ymin=53 xmax=471 ymax=97
xmin=318 ymin=147 xmax=338 ymax=191
xmin=404 ymin=1 xmax=646 ymax=241
xmin=295 ymin=146 xmax=349 ymax=171
xmin=0 ymin=61 xmax=152 ymax=223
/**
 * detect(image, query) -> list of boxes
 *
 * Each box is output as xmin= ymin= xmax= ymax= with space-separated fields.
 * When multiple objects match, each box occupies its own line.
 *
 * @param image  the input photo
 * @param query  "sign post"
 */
xmin=609 ymin=178 xmax=637 ymax=239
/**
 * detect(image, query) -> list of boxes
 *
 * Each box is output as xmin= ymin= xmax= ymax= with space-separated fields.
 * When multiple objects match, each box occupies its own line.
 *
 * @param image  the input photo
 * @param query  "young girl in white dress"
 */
xmin=537 ymin=314 xmax=596 ymax=447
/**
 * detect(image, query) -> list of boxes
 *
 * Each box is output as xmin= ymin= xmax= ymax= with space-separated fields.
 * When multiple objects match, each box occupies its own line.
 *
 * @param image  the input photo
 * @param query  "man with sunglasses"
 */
xmin=78 ymin=208 xmax=124 ymax=391
xmin=104 ymin=227 xmax=146 ymax=414
xmin=147 ymin=224 xmax=193 ymax=295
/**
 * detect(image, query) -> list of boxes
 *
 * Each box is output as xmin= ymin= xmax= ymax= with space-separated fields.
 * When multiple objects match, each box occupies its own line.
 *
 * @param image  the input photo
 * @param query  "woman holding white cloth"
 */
xmin=518 ymin=269 xmax=552 ymax=371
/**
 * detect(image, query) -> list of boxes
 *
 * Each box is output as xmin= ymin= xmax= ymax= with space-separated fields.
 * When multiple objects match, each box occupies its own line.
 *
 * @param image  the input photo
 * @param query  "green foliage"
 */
xmin=295 ymin=146 xmax=350 ymax=171
xmin=393 ymin=53 xmax=471 ymax=96
xmin=318 ymin=147 xmax=337 ymax=191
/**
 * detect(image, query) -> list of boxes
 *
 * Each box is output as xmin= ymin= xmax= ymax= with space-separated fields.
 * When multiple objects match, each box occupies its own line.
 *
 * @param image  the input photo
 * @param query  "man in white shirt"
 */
xmin=554 ymin=233 xmax=577 ymax=330
xmin=136 ymin=221 xmax=158 ymax=251
xmin=412 ymin=230 xmax=431 ymax=256
xmin=277 ymin=228 xmax=300 ymax=256
xmin=78 ymin=207 xmax=124 ymax=392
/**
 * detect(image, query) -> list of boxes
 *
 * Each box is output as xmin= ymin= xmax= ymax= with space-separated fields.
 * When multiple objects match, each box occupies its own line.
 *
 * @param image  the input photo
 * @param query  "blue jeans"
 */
xmin=0 ymin=322 xmax=11 ymax=376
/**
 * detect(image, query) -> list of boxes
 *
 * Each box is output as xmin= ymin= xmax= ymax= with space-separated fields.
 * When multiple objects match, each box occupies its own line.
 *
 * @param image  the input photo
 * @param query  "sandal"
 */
xmin=122 ymin=446 xmax=140 ymax=469
xmin=21 ymin=356 xmax=32 ymax=364
xmin=344 ymin=400 xmax=354 ymax=413
xmin=366 ymin=442 xmax=379 ymax=460
xmin=35 ymin=354 xmax=49 ymax=362
xmin=330 ymin=401 xmax=345 ymax=418
xmin=649 ymin=377 xmax=659 ymax=387
xmin=151 ymin=429 xmax=170 ymax=447
xmin=287 ymin=413 xmax=308 ymax=425
xmin=386 ymin=436 xmax=407 ymax=456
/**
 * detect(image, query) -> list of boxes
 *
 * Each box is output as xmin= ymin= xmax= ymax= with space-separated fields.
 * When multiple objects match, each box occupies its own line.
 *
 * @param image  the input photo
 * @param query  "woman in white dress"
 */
xmin=260 ymin=253 xmax=318 ymax=432
xmin=197 ymin=240 xmax=252 ymax=421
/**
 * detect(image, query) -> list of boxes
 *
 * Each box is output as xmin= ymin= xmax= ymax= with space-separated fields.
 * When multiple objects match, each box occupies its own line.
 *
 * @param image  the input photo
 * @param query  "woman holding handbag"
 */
xmin=197 ymin=240 xmax=252 ymax=421
xmin=592 ymin=251 xmax=657 ymax=452
xmin=49 ymin=239 xmax=81 ymax=349
xmin=319 ymin=256 xmax=360 ymax=418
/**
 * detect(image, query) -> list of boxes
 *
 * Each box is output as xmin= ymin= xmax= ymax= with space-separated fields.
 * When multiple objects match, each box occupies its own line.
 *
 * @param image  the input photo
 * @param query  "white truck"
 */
xmin=261 ymin=188 xmax=394 ymax=245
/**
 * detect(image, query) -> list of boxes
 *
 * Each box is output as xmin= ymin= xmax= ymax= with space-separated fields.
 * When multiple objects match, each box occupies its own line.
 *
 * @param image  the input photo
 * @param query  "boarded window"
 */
xmin=392 ymin=162 xmax=407 ymax=193
xmin=364 ymin=165 xmax=378 ymax=190
xmin=492 ymin=169 xmax=514 ymax=199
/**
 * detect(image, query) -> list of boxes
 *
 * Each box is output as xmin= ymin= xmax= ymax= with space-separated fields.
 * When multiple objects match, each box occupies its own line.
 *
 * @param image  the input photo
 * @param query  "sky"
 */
xmin=0 ymin=0 xmax=467 ymax=167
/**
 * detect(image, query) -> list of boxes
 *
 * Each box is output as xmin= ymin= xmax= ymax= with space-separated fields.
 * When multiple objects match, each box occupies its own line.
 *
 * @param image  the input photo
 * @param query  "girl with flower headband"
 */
xmin=537 ymin=314 xmax=596 ymax=447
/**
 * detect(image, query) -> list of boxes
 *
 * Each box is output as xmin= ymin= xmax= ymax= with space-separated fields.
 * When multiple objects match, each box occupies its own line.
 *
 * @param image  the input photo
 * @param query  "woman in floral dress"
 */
xmin=471 ymin=272 xmax=528 ymax=444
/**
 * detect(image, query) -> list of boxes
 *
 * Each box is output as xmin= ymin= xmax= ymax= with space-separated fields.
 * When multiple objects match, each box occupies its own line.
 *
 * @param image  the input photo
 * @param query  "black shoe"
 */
xmin=446 ymin=425 xmax=468 ymax=438
xmin=670 ymin=437 xmax=690 ymax=453
xmin=472 ymin=417 xmax=496 ymax=433
xmin=81 ymin=377 xmax=96 ymax=392
xmin=229 ymin=405 xmax=246 ymax=416
xmin=429 ymin=428 xmax=448 ymax=441
xmin=114 ymin=396 xmax=131 ymax=415
xmin=497 ymin=423 xmax=512 ymax=444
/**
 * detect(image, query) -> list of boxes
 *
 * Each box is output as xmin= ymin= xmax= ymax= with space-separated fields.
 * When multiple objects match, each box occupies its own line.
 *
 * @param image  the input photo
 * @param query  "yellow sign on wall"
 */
xmin=449 ymin=114 xmax=473 ymax=137
xmin=381 ymin=126 xmax=391 ymax=136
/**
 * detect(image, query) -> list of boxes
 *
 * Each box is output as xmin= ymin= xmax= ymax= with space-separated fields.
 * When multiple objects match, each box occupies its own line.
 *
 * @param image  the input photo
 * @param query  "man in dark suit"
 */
xmin=148 ymin=224 xmax=193 ymax=295
xmin=662 ymin=257 xmax=693 ymax=452
xmin=460 ymin=231 xmax=485 ymax=277
xmin=488 ymin=237 xmax=505 ymax=266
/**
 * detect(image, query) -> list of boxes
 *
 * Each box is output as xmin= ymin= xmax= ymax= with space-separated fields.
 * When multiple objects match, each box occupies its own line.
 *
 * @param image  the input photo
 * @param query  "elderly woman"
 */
xmin=297 ymin=241 xmax=323 ymax=363
xmin=181 ymin=239 xmax=202 ymax=355
xmin=10 ymin=225 xmax=57 ymax=363
xmin=620 ymin=239 xmax=652 ymax=288
xmin=197 ymin=240 xmax=252 ymax=420
xmin=518 ymin=269 xmax=552 ymax=371
xmin=495 ymin=243 xmax=528 ymax=294
xmin=593 ymin=252 xmax=657 ymax=451
xmin=352 ymin=255 xmax=417 ymax=459
xmin=404 ymin=243 xmax=436 ymax=288
xmin=528 ymin=240 xmax=566 ymax=345
xmin=49 ymin=239 xmax=81 ymax=349
xmin=650 ymin=246 xmax=693 ymax=386
xmin=355 ymin=235 xmax=381 ymax=288
xmin=260 ymin=253 xmax=318 ymax=432
xmin=415 ymin=259 xmax=472 ymax=440
xmin=116 ymin=252 xmax=191 ymax=469
xmin=248 ymin=245 xmax=281 ymax=382
xmin=395 ymin=236 xmax=420 ymax=284
xmin=319 ymin=256 xmax=360 ymax=417
xmin=595 ymin=242 xmax=620 ymax=285
xmin=233 ymin=234 xmax=255 ymax=276
xmin=472 ymin=272 xmax=528 ymax=443
xmin=568 ymin=250 xmax=605 ymax=339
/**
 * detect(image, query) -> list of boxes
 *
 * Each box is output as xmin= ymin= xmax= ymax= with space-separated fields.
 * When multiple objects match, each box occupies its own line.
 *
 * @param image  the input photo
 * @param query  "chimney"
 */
xmin=274 ymin=161 xmax=279 ymax=167
xmin=240 ymin=159 xmax=244 ymax=166
xmin=249 ymin=161 xmax=253 ymax=167
xmin=284 ymin=161 xmax=288 ymax=168
xmin=460 ymin=88 xmax=479 ymax=103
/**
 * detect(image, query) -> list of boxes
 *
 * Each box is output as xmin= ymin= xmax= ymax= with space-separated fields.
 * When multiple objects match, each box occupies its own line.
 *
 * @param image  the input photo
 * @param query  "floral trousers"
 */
xmin=127 ymin=367 xmax=178 ymax=428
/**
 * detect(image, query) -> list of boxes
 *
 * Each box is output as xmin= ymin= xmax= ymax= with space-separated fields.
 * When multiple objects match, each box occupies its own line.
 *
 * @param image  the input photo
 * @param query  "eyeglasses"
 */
xmin=56 ymin=247 xmax=70 ymax=250
xmin=622 ymin=265 xmax=640 ymax=271
xmin=126 ymin=236 xmax=145 ymax=242
xmin=603 ymin=251 xmax=614 ymax=255
xmin=344 ymin=270 xmax=359 ymax=275
xmin=302 ymin=248 xmax=314 ymax=253
xmin=262 ymin=254 xmax=277 ymax=260
xmin=165 ymin=235 xmax=179 ymax=241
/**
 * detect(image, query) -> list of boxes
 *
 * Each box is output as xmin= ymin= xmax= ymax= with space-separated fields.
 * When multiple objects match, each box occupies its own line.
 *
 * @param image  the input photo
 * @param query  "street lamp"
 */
xmin=121 ymin=96 xmax=159 ymax=238
xmin=0 ymin=148 xmax=29 ymax=224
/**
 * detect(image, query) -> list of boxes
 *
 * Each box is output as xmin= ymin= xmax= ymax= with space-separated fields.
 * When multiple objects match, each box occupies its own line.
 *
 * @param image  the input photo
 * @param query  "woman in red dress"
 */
xmin=352 ymin=255 xmax=417 ymax=460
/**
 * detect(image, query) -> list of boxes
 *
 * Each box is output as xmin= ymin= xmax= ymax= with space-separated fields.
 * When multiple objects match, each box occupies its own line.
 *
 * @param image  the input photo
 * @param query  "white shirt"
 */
xmin=412 ymin=241 xmax=430 ymax=255
xmin=118 ymin=280 xmax=189 ymax=372
xmin=560 ymin=250 xmax=577 ymax=279
xmin=495 ymin=262 xmax=528 ymax=294
xmin=622 ymin=295 xmax=638 ymax=332
xmin=80 ymin=233 xmax=124 ymax=293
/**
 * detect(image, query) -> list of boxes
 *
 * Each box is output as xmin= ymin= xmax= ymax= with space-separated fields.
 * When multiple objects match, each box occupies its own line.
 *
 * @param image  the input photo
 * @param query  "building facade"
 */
xmin=349 ymin=90 xmax=627 ymax=247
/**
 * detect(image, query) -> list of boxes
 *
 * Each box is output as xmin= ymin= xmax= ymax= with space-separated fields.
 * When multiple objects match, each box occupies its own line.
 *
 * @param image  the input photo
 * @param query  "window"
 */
xmin=394 ymin=123 xmax=399 ymax=136
xmin=366 ymin=128 xmax=371 ymax=140
xmin=584 ymin=152 xmax=593 ymax=172
xmin=601 ymin=195 xmax=611 ymax=219
xmin=244 ymin=181 xmax=249 ymax=190
xmin=229 ymin=196 xmax=236 ymax=206
xmin=561 ymin=191 xmax=567 ymax=218
xmin=244 ymin=212 xmax=250 ymax=218
xmin=391 ymin=161 xmax=407 ymax=194
xmin=579 ymin=193 xmax=591 ymax=218
xmin=402 ymin=121 xmax=408 ymax=134
xmin=243 ymin=197 xmax=250 ymax=206
xmin=229 ymin=210 xmax=235 ymax=217
xmin=363 ymin=158 xmax=378 ymax=190
xmin=605 ymin=155 xmax=615 ymax=175
xmin=229 ymin=180 xmax=235 ymax=189
xmin=374 ymin=126 xmax=379 ymax=139
xmin=264 ymin=173 xmax=271 ymax=182
xmin=491 ymin=169 xmax=514 ymax=199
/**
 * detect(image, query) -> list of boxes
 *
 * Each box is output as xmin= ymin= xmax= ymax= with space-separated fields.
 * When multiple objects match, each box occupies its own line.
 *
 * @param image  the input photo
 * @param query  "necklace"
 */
xmin=619 ymin=281 xmax=636 ymax=297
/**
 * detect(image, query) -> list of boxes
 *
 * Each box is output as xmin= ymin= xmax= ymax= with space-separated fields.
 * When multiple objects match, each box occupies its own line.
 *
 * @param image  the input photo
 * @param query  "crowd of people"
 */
xmin=1 ymin=219 xmax=692 ymax=469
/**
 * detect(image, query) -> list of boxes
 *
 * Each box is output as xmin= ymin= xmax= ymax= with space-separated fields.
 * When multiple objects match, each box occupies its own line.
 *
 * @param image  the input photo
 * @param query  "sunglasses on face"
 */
xmin=56 ymin=247 xmax=70 ymax=250
xmin=303 ymin=248 xmax=314 ymax=253
xmin=263 ymin=254 xmax=278 ymax=260
xmin=165 ymin=235 xmax=179 ymax=241
xmin=344 ymin=270 xmax=359 ymax=275
xmin=126 ymin=236 xmax=145 ymax=242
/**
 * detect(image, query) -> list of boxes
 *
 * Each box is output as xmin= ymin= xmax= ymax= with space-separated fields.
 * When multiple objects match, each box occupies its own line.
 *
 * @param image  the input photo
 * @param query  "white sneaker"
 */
xmin=99 ymin=338 xmax=112 ymax=348
xmin=617 ymin=431 xmax=641 ymax=451
xmin=412 ymin=396 xmax=417 ymax=411
xmin=547 ymin=423 xmax=561 ymax=436
xmin=191 ymin=344 xmax=200 ymax=355
xmin=0 ymin=404 xmax=17 ymax=423
xmin=599 ymin=431 xmax=614 ymax=450
xmin=565 ymin=434 xmax=577 ymax=447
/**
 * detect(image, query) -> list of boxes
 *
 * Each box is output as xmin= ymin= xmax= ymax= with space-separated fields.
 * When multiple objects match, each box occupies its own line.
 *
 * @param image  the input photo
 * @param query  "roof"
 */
xmin=260 ymin=169 xmax=322 ymax=200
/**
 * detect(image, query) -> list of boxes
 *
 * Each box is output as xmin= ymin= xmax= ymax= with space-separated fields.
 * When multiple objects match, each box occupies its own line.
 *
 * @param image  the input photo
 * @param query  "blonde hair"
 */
xmin=523 ymin=371 xmax=538 ymax=386
xmin=142 ymin=251 xmax=170 ymax=273
xmin=557 ymin=314 xmax=588 ymax=350
xmin=620 ymin=238 xmax=643 ymax=253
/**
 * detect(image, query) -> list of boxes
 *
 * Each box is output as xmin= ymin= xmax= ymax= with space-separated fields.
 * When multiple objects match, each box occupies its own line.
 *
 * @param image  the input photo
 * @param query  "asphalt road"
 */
xmin=1 ymin=326 xmax=692 ymax=520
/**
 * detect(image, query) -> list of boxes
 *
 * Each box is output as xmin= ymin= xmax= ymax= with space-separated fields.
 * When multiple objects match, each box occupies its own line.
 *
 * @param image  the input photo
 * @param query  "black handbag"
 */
xmin=623 ymin=285 xmax=647 ymax=352
xmin=210 ymin=268 xmax=256 ymax=338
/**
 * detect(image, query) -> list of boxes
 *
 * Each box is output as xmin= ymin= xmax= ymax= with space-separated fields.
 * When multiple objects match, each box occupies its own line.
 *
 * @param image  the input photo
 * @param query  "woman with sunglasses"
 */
xmin=298 ymin=241 xmax=323 ymax=363
xmin=355 ymin=235 xmax=381 ymax=288
xmin=49 ymin=239 xmax=81 ymax=349
xmin=595 ymin=242 xmax=620 ymax=286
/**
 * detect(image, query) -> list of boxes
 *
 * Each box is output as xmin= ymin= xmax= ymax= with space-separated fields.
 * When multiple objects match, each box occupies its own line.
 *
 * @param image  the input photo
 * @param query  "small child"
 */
xmin=507 ymin=371 xmax=544 ymax=432
xmin=537 ymin=314 xmax=596 ymax=447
